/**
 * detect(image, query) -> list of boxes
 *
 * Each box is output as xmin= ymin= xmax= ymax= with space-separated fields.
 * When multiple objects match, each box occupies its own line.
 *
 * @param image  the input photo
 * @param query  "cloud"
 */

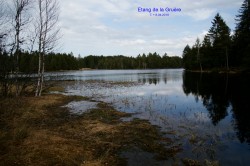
xmin=152 ymin=40 xmax=174 ymax=45
xmin=92 ymin=25 xmax=109 ymax=32
xmin=112 ymin=39 xmax=146 ymax=46
xmin=185 ymin=8 xmax=216 ymax=21
xmin=58 ymin=0 xmax=241 ymax=56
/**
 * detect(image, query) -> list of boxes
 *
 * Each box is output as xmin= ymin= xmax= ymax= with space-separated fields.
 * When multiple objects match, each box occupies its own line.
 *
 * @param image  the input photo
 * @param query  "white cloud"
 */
xmin=112 ymin=39 xmax=146 ymax=46
xmin=58 ymin=0 xmax=241 ymax=56
xmin=152 ymin=40 xmax=174 ymax=45
xmin=92 ymin=25 xmax=109 ymax=32
xmin=185 ymin=8 xmax=216 ymax=21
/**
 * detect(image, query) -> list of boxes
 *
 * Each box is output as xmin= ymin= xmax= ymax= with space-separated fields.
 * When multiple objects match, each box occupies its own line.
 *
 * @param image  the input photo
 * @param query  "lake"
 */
xmin=47 ymin=69 xmax=250 ymax=165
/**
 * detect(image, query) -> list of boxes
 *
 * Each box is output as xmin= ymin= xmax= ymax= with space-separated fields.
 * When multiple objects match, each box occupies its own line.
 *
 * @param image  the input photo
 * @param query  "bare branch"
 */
xmin=35 ymin=0 xmax=60 ymax=96
xmin=9 ymin=0 xmax=33 ymax=96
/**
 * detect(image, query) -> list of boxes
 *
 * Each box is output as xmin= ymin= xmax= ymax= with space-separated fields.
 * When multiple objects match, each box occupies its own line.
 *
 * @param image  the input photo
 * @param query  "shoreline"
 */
xmin=0 ymin=84 xmax=182 ymax=165
xmin=0 ymin=81 xmax=223 ymax=166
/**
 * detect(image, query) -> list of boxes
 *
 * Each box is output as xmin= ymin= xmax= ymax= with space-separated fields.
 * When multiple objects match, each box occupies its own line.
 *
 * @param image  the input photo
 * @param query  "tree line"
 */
xmin=80 ymin=53 xmax=182 ymax=69
xmin=0 ymin=51 xmax=80 ymax=73
xmin=1 ymin=51 xmax=182 ymax=73
xmin=182 ymin=0 xmax=250 ymax=71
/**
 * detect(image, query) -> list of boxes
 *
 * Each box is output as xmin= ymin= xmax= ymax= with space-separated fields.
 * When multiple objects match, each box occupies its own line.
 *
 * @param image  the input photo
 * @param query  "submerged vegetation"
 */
xmin=0 ymin=80 xmax=227 ymax=165
xmin=0 ymin=84 xmax=182 ymax=165
xmin=1 ymin=69 xmax=249 ymax=165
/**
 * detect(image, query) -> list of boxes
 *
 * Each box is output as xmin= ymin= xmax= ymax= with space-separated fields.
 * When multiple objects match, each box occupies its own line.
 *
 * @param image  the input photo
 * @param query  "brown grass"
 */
xmin=0 ymin=92 xmax=180 ymax=165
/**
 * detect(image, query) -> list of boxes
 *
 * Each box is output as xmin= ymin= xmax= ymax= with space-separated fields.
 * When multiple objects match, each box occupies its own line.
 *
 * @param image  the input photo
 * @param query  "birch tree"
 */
xmin=11 ymin=0 xmax=32 ymax=96
xmin=35 ymin=0 xmax=60 ymax=96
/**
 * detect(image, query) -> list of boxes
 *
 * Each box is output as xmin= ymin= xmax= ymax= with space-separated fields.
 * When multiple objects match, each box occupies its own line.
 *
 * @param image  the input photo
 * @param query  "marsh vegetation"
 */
xmin=1 ymin=69 xmax=250 ymax=165
xmin=43 ymin=69 xmax=250 ymax=165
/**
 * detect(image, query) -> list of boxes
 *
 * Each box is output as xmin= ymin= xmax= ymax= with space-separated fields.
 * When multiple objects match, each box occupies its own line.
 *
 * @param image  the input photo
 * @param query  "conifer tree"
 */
xmin=233 ymin=0 xmax=250 ymax=67
xmin=200 ymin=35 xmax=212 ymax=69
xmin=182 ymin=44 xmax=194 ymax=69
xmin=208 ymin=13 xmax=231 ymax=69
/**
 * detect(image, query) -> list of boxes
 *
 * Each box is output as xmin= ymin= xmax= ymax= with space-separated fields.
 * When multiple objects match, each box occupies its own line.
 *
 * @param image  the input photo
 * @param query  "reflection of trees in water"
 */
xmin=230 ymin=76 xmax=250 ymax=143
xmin=137 ymin=73 xmax=161 ymax=85
xmin=137 ymin=71 xmax=181 ymax=85
xmin=182 ymin=71 xmax=250 ymax=144
xmin=203 ymin=96 xmax=229 ymax=125
xmin=182 ymin=72 xmax=229 ymax=125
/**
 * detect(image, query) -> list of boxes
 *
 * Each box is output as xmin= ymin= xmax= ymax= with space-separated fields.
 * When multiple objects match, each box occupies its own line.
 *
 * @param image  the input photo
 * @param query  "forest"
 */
xmin=0 ymin=51 xmax=182 ymax=72
xmin=182 ymin=0 xmax=250 ymax=71
xmin=78 ymin=53 xmax=182 ymax=69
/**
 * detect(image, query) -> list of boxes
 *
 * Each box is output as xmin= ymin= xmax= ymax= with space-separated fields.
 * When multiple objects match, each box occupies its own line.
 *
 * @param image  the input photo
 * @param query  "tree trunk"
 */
xmin=35 ymin=0 xmax=43 ymax=96
xmin=35 ymin=0 xmax=60 ymax=96
xmin=226 ymin=47 xmax=229 ymax=70
xmin=35 ymin=52 xmax=42 ymax=96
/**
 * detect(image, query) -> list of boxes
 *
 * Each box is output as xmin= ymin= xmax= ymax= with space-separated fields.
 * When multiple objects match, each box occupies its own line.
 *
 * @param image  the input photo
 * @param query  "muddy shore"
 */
xmin=0 ymin=83 xmax=185 ymax=166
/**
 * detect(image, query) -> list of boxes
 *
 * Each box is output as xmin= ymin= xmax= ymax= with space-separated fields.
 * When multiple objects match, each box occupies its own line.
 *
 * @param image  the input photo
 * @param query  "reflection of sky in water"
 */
xmin=55 ymin=69 xmax=250 ymax=165
xmin=63 ymin=100 xmax=98 ymax=115
xmin=45 ymin=69 xmax=182 ymax=82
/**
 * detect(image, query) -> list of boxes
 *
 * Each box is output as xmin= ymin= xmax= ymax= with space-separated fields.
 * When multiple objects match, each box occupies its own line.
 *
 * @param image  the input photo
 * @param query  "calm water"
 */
xmin=47 ymin=69 xmax=250 ymax=165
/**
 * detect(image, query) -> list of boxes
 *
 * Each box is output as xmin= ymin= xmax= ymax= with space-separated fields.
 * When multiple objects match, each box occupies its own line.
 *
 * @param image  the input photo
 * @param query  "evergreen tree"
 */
xmin=182 ymin=44 xmax=196 ymax=69
xmin=208 ymin=13 xmax=231 ymax=69
xmin=201 ymin=35 xmax=213 ymax=69
xmin=233 ymin=0 xmax=250 ymax=67
xmin=194 ymin=38 xmax=202 ymax=71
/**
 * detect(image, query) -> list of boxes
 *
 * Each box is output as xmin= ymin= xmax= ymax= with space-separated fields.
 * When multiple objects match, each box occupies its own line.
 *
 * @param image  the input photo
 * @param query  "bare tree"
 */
xmin=0 ymin=0 xmax=8 ymax=39
xmin=0 ymin=1 xmax=13 ymax=97
xmin=0 ymin=0 xmax=5 ymax=26
xmin=35 ymin=0 xmax=60 ymax=96
xmin=10 ymin=0 xmax=32 ymax=96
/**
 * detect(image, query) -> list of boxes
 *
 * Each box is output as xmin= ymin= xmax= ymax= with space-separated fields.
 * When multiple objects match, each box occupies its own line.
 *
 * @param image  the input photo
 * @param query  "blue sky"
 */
xmin=59 ymin=0 xmax=242 ymax=57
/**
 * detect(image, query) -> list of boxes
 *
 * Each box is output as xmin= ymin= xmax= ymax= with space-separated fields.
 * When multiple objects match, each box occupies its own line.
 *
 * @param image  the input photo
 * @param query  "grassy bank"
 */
xmin=0 ymin=87 xmax=181 ymax=165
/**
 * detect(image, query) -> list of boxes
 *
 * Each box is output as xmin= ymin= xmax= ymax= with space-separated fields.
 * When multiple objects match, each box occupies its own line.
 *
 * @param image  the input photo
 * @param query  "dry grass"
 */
xmin=0 ymin=92 xmax=180 ymax=165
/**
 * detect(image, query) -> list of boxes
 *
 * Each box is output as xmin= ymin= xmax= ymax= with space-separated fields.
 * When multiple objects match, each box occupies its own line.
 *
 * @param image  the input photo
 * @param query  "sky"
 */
xmin=58 ymin=0 xmax=243 ymax=57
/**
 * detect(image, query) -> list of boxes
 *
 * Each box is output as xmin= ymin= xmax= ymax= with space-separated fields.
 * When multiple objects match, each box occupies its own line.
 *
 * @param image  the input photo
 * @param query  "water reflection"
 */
xmin=182 ymin=71 xmax=250 ymax=144
xmin=45 ymin=69 xmax=183 ymax=85
xmin=137 ymin=73 xmax=161 ymax=85
xmin=56 ymin=69 xmax=250 ymax=164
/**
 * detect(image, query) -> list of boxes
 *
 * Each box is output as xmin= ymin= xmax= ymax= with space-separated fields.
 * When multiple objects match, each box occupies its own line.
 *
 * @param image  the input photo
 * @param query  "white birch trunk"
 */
xmin=35 ymin=0 xmax=59 ymax=96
